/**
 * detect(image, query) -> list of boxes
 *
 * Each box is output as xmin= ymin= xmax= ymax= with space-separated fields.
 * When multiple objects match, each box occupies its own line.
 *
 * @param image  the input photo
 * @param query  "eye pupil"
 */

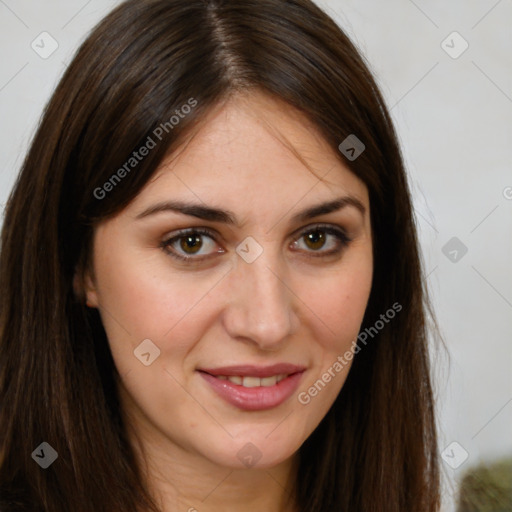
xmin=180 ymin=235 xmax=203 ymax=254
xmin=305 ymin=230 xmax=326 ymax=250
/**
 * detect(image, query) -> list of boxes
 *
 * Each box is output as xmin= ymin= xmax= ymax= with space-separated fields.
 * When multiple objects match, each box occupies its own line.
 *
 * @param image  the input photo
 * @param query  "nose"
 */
xmin=221 ymin=251 xmax=297 ymax=350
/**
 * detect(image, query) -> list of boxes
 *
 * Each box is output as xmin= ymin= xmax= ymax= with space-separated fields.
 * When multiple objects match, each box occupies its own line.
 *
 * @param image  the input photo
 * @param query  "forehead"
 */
xmin=129 ymin=91 xmax=369 ymax=215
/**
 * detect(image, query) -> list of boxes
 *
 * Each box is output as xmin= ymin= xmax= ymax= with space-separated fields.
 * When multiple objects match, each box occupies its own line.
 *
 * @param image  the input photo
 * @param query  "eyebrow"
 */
xmin=135 ymin=196 xmax=366 ymax=225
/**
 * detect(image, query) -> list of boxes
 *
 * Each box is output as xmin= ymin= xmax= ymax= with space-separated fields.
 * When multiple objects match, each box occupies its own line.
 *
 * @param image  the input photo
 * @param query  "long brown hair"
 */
xmin=0 ymin=0 xmax=440 ymax=510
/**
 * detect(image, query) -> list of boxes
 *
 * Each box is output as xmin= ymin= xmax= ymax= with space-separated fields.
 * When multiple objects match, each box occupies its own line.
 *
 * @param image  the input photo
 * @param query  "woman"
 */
xmin=0 ymin=0 xmax=441 ymax=510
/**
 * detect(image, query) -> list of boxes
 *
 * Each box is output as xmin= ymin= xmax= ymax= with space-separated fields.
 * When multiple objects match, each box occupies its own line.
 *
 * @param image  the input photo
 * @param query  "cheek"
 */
xmin=91 ymin=235 xmax=226 ymax=357
xmin=304 ymin=260 xmax=373 ymax=352
xmin=294 ymin=260 xmax=372 ymax=420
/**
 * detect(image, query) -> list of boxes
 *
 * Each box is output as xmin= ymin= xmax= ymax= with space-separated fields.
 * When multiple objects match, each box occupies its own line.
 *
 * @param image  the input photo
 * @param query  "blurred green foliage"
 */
xmin=457 ymin=457 xmax=512 ymax=512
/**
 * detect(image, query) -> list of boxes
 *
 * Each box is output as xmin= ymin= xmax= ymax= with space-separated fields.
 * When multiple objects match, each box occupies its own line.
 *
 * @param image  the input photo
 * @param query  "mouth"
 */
xmin=197 ymin=364 xmax=306 ymax=411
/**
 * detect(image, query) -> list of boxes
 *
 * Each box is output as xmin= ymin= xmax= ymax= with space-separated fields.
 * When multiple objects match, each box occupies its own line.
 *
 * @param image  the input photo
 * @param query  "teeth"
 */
xmin=260 ymin=376 xmax=277 ymax=387
xmin=217 ymin=374 xmax=289 ymax=387
xmin=242 ymin=376 xmax=260 ymax=387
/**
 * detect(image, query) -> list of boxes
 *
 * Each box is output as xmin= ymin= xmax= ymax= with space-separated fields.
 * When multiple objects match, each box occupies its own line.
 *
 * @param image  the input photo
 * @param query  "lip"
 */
xmin=197 ymin=364 xmax=306 ymax=411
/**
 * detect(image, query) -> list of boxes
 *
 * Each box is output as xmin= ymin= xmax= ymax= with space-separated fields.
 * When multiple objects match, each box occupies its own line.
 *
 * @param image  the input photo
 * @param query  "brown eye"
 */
xmin=291 ymin=225 xmax=352 ymax=257
xmin=303 ymin=230 xmax=326 ymax=250
xmin=161 ymin=228 xmax=224 ymax=262
xmin=180 ymin=234 xmax=203 ymax=254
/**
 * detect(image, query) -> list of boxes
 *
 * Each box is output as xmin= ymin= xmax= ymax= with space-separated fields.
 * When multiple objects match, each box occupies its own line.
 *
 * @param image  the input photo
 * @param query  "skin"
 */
xmin=82 ymin=91 xmax=373 ymax=512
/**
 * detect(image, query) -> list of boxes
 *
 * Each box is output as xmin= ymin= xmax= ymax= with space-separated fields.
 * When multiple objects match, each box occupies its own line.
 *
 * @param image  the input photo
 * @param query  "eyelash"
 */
xmin=160 ymin=224 xmax=353 ymax=263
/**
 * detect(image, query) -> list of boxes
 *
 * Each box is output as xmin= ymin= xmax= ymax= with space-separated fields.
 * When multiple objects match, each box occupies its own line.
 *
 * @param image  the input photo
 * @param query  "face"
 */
xmin=83 ymin=92 xmax=373 ymax=472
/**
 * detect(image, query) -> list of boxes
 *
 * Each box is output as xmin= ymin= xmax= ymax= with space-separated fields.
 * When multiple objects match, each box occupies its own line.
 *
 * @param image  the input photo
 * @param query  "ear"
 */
xmin=73 ymin=267 xmax=99 ymax=308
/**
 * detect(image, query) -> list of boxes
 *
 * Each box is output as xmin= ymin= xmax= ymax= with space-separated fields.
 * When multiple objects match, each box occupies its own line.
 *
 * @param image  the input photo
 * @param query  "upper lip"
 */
xmin=198 ymin=363 xmax=306 ymax=378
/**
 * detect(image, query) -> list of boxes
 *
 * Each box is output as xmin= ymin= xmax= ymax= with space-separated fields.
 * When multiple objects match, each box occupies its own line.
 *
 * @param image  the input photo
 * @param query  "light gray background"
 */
xmin=1 ymin=1 xmax=511 ymax=510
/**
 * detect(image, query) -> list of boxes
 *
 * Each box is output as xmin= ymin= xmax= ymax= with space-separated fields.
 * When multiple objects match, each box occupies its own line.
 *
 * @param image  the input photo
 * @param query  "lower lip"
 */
xmin=198 ymin=371 xmax=304 ymax=411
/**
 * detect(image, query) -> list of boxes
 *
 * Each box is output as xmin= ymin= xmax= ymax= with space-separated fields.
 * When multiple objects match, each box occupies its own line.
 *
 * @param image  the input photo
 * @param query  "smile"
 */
xmin=197 ymin=364 xmax=306 ymax=411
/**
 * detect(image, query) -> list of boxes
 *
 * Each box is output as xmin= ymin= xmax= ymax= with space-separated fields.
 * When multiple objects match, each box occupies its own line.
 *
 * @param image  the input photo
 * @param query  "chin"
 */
xmin=202 ymin=437 xmax=300 ymax=470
